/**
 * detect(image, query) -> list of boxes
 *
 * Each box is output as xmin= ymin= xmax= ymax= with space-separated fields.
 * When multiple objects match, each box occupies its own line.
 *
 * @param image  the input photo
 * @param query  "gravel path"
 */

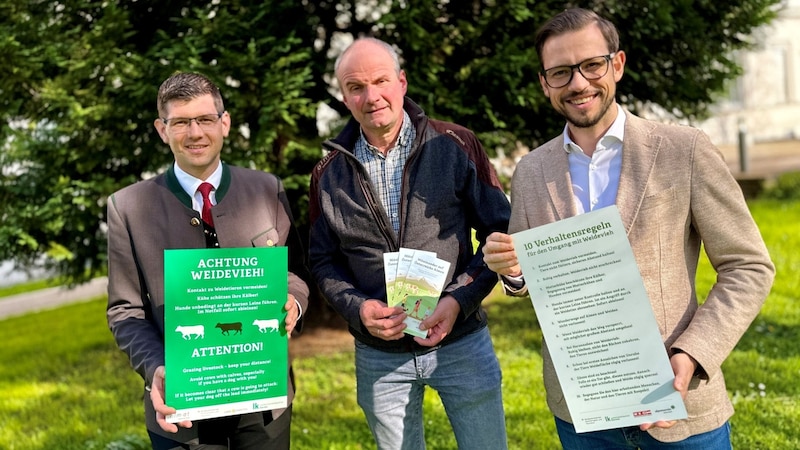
xmin=0 ymin=277 xmax=108 ymax=320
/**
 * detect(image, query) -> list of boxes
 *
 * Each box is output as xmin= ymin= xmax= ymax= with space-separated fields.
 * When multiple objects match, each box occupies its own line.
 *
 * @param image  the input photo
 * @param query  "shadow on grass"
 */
xmin=485 ymin=292 xmax=544 ymax=355
xmin=0 ymin=299 xmax=149 ymax=450
xmin=733 ymin=316 xmax=800 ymax=359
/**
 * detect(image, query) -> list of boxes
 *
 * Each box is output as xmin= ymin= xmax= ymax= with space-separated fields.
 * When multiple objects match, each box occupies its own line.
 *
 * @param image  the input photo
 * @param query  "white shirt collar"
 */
xmin=174 ymin=161 xmax=223 ymax=197
xmin=562 ymin=104 xmax=627 ymax=154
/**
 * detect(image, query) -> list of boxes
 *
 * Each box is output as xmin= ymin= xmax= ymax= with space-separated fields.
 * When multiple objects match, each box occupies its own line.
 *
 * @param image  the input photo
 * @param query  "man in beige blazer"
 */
xmin=107 ymin=72 xmax=309 ymax=449
xmin=483 ymin=8 xmax=774 ymax=449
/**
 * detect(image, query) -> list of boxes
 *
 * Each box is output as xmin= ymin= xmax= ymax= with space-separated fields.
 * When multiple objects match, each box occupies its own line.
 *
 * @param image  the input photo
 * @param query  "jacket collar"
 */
xmin=542 ymin=110 xmax=662 ymax=234
xmin=165 ymin=162 xmax=232 ymax=208
xmin=326 ymin=96 xmax=427 ymax=155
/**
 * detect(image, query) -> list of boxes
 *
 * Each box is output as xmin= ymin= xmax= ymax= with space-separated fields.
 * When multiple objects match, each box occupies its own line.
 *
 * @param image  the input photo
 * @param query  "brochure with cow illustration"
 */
xmin=384 ymin=248 xmax=450 ymax=338
xmin=391 ymin=248 xmax=435 ymax=305
xmin=164 ymin=246 xmax=288 ymax=423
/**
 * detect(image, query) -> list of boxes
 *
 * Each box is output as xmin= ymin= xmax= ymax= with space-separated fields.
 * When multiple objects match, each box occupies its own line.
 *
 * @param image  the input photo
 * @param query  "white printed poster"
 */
xmin=512 ymin=206 xmax=687 ymax=432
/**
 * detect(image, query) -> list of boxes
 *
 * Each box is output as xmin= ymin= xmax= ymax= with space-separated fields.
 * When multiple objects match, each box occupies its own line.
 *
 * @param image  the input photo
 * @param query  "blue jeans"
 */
xmin=555 ymin=417 xmax=732 ymax=450
xmin=355 ymin=326 xmax=508 ymax=450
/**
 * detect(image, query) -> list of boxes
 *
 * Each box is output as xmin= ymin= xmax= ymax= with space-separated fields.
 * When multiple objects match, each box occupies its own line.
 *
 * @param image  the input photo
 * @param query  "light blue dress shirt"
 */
xmin=562 ymin=104 xmax=626 ymax=213
xmin=504 ymin=106 xmax=627 ymax=288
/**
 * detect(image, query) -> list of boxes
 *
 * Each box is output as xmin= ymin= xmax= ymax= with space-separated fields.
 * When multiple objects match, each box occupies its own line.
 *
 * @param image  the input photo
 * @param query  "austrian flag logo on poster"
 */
xmin=633 ymin=410 xmax=652 ymax=417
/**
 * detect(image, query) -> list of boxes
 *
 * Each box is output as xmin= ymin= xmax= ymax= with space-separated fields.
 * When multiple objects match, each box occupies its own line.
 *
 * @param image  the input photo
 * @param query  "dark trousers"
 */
xmin=149 ymin=406 xmax=291 ymax=450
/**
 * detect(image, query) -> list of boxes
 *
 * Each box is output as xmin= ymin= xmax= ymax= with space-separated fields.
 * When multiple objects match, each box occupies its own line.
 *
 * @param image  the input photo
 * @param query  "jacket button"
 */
xmin=190 ymin=217 xmax=201 ymax=227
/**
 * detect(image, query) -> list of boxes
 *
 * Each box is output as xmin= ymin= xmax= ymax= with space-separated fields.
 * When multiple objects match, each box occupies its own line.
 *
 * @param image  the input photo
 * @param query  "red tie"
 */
xmin=197 ymin=182 xmax=215 ymax=226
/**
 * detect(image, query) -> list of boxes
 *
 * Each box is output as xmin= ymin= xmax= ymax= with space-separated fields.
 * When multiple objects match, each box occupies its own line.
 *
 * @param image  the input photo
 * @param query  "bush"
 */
xmin=760 ymin=172 xmax=800 ymax=200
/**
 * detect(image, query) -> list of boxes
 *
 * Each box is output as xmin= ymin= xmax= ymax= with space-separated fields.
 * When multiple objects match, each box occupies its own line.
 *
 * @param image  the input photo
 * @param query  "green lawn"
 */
xmin=0 ymin=199 xmax=797 ymax=449
xmin=0 ymin=278 xmax=59 ymax=298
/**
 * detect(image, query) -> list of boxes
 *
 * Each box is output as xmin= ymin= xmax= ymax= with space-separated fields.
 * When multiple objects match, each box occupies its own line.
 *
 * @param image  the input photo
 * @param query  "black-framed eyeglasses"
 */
xmin=541 ymin=53 xmax=616 ymax=88
xmin=161 ymin=112 xmax=224 ymax=133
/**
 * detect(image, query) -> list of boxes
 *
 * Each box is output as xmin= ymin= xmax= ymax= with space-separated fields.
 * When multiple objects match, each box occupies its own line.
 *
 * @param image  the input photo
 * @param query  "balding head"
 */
xmin=335 ymin=38 xmax=402 ymax=83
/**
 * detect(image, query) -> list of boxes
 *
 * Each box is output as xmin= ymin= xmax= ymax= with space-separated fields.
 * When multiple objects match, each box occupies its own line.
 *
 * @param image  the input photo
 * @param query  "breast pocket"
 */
xmin=251 ymin=227 xmax=280 ymax=247
xmin=639 ymin=186 xmax=676 ymax=211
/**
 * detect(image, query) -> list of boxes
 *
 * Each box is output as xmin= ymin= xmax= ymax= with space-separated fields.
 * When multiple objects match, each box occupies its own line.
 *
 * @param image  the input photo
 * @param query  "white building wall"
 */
xmin=699 ymin=1 xmax=800 ymax=146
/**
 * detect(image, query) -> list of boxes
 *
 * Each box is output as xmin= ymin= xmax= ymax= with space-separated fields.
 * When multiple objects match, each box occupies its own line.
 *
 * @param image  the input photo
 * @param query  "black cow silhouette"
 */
xmin=215 ymin=322 xmax=243 ymax=335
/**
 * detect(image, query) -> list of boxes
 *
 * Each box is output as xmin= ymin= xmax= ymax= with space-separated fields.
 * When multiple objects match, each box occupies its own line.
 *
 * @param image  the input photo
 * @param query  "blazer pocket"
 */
xmin=251 ymin=227 xmax=280 ymax=247
xmin=639 ymin=186 xmax=676 ymax=210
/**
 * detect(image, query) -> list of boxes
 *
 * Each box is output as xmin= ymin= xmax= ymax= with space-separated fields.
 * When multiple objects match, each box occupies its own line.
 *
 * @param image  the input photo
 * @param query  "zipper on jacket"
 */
xmin=338 ymin=151 xmax=398 ymax=252
xmin=396 ymin=115 xmax=427 ymax=246
xmin=358 ymin=173 xmax=398 ymax=251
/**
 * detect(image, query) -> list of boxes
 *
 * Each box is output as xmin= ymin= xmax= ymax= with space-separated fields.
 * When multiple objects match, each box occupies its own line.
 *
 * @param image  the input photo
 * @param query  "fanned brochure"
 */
xmin=384 ymin=248 xmax=450 ymax=338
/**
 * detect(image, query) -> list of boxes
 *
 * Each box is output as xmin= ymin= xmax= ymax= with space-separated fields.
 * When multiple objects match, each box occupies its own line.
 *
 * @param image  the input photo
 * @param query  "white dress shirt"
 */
xmin=563 ymin=104 xmax=626 ymax=213
xmin=173 ymin=162 xmax=223 ymax=214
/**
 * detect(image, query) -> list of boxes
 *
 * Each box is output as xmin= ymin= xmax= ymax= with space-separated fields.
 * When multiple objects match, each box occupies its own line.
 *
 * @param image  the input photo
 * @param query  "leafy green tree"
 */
xmin=0 ymin=1 xmax=152 ymax=280
xmin=374 ymin=0 xmax=781 ymax=149
xmin=0 ymin=1 xmax=319 ymax=283
xmin=0 ymin=0 xmax=781 ymax=284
